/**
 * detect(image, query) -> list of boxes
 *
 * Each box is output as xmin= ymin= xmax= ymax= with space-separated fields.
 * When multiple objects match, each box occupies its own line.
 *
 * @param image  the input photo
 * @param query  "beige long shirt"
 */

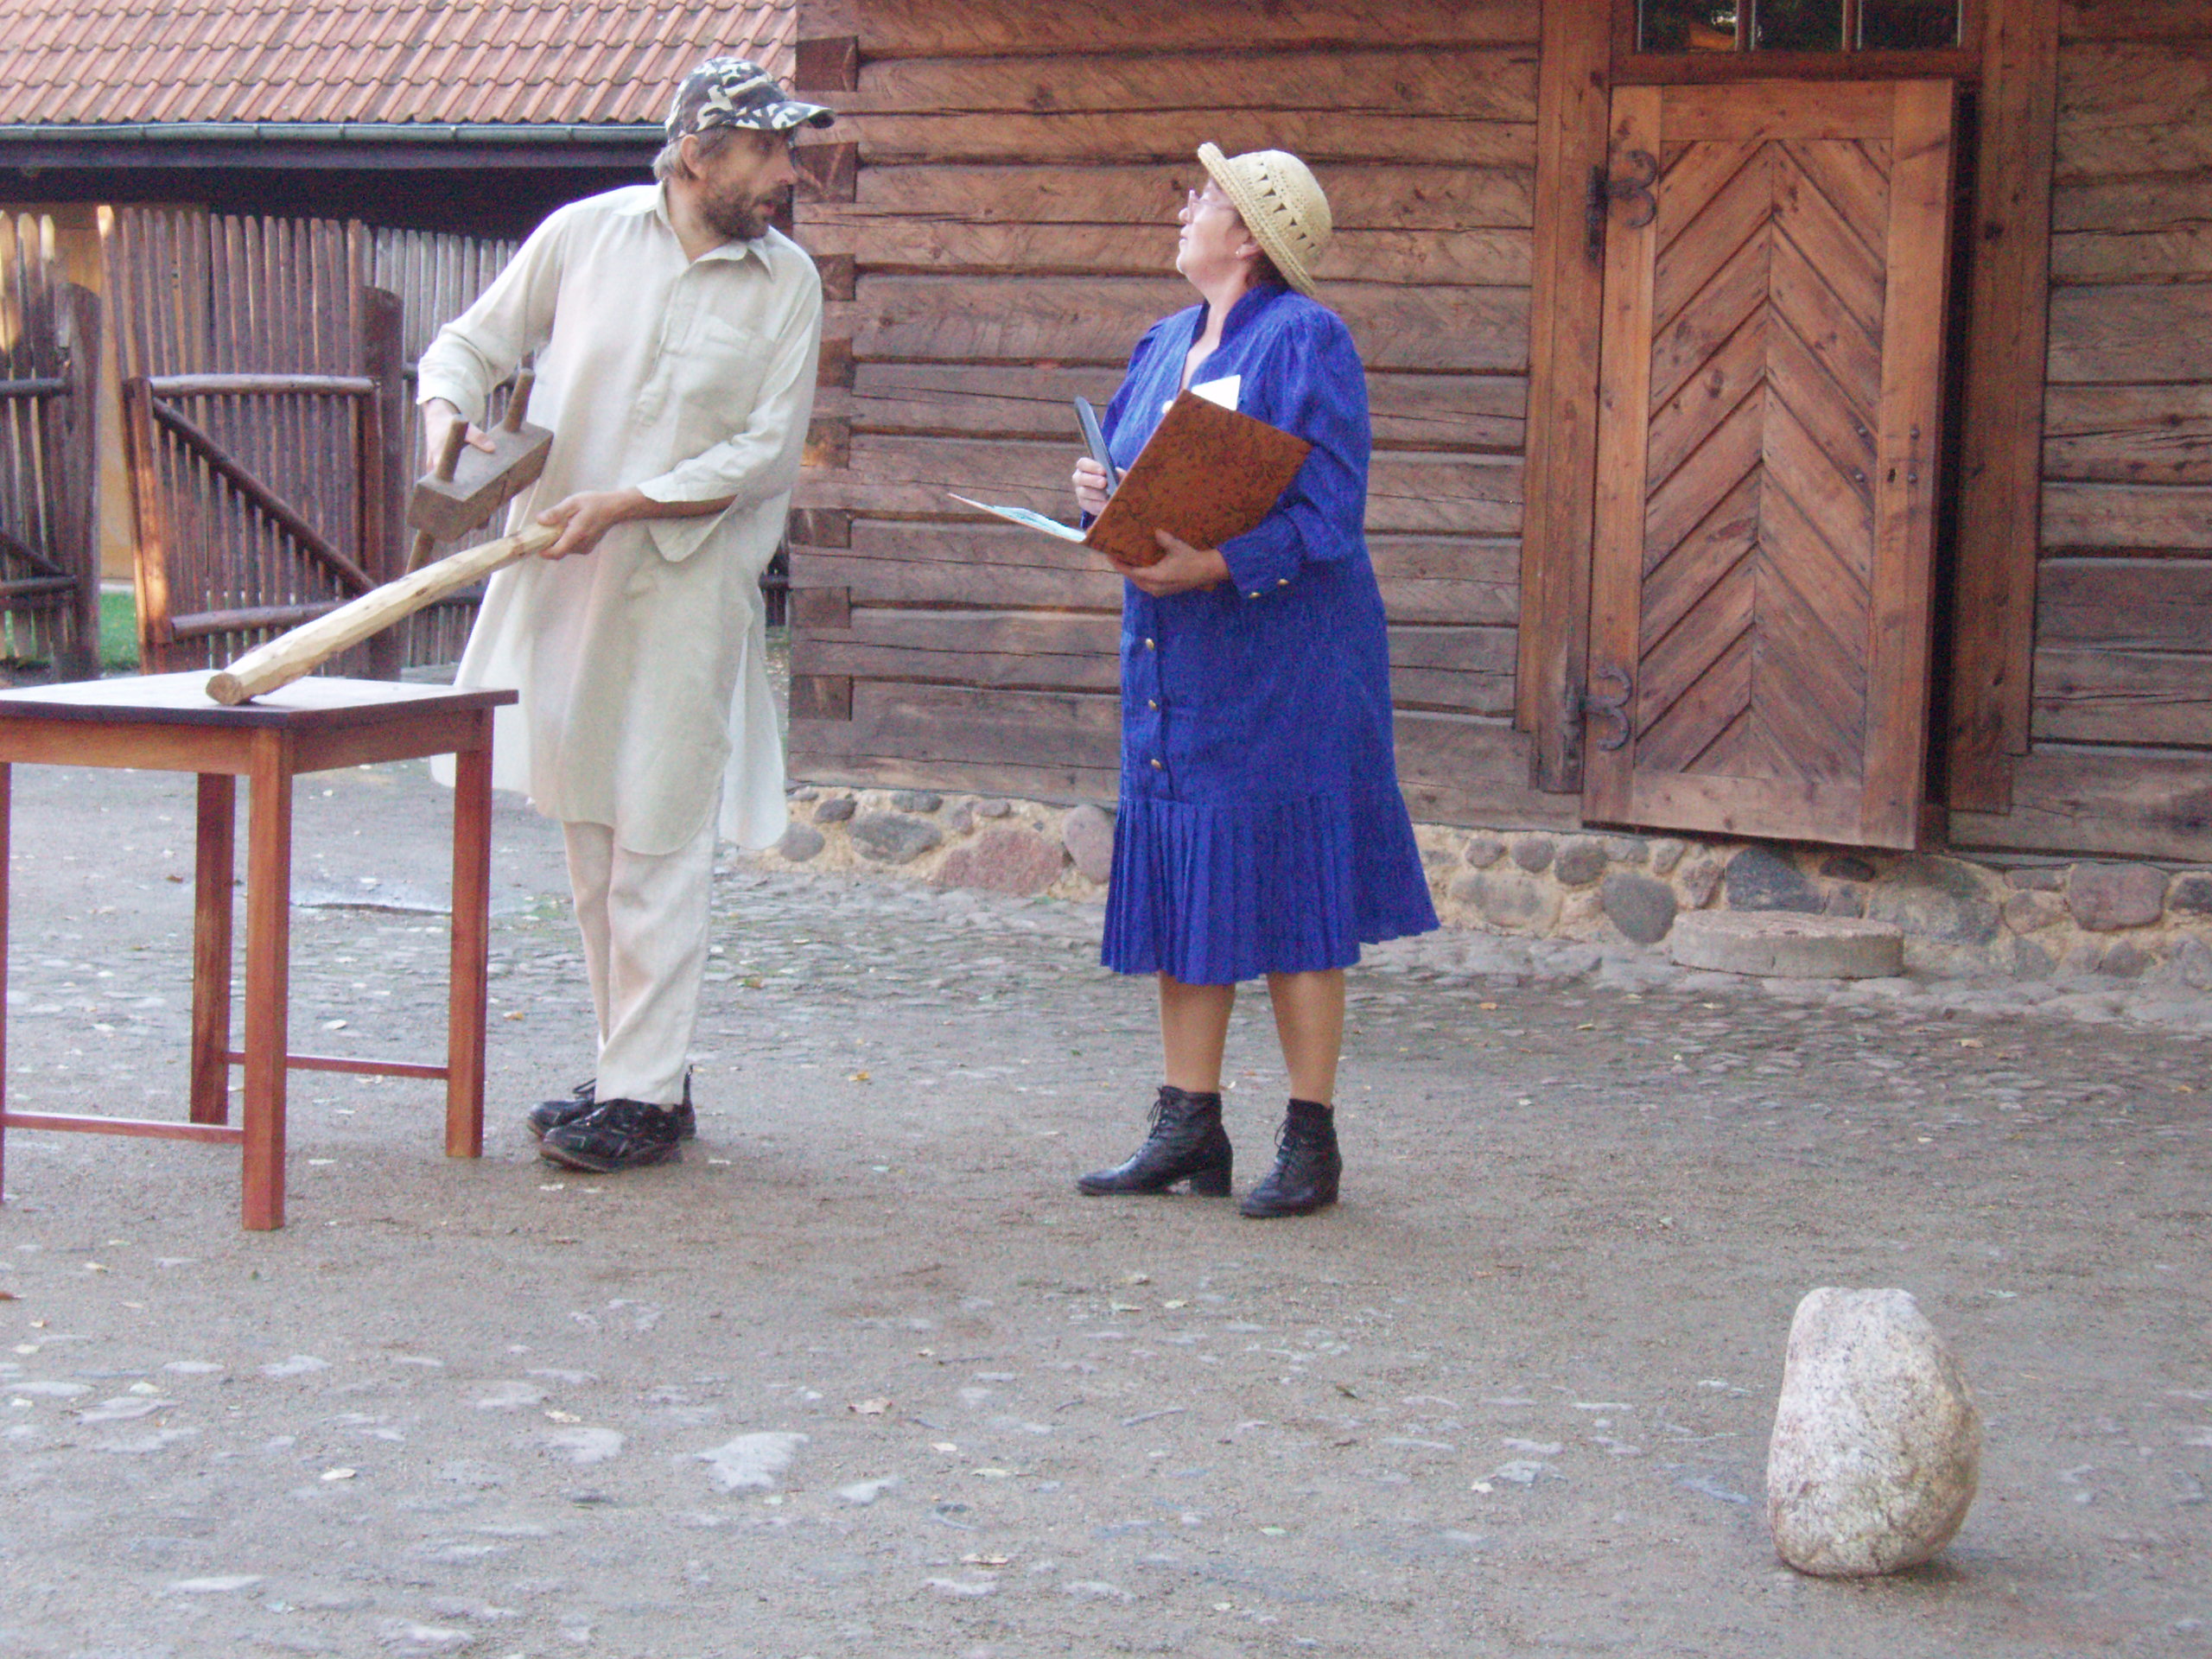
xmin=417 ymin=184 xmax=822 ymax=854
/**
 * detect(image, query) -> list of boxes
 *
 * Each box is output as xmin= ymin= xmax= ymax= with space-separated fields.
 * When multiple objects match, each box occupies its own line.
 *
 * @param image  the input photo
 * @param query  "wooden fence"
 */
xmin=109 ymin=210 xmax=524 ymax=674
xmin=0 ymin=213 xmax=100 ymax=681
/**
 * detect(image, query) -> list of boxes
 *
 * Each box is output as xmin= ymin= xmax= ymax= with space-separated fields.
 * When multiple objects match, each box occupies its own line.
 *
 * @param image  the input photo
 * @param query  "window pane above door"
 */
xmin=1753 ymin=0 xmax=1844 ymax=51
xmin=1640 ymin=0 xmax=1742 ymax=53
xmin=1859 ymin=0 xmax=1961 ymax=49
xmin=1637 ymin=0 xmax=1961 ymax=53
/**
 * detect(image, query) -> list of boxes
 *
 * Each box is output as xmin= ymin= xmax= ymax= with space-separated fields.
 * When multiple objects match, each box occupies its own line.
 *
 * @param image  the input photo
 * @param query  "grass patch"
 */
xmin=100 ymin=588 xmax=139 ymax=672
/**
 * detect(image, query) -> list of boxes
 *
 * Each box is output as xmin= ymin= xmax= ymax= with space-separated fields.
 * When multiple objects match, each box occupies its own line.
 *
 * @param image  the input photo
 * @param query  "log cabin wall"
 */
xmin=1950 ymin=2 xmax=2212 ymax=861
xmin=786 ymin=0 xmax=1577 ymax=828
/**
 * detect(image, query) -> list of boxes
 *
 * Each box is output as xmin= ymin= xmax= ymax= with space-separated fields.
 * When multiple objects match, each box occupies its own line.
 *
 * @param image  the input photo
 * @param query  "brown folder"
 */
xmin=951 ymin=390 xmax=1312 ymax=569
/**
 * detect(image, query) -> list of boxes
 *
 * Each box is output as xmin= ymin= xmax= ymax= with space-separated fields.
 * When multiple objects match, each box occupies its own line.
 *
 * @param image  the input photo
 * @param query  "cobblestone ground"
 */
xmin=1 ymin=760 xmax=2209 ymax=1659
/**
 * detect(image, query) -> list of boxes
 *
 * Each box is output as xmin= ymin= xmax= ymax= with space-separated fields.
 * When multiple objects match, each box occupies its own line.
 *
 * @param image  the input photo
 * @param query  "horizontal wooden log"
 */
xmin=1949 ymin=741 xmax=2212 ymax=861
xmin=2047 ymin=283 xmax=2212 ymax=384
xmin=793 ymin=679 xmax=1122 ymax=772
xmin=818 ymin=363 xmax=1527 ymax=450
xmin=2050 ymin=226 xmax=2212 ymax=285
xmin=785 ymin=548 xmax=1519 ymax=624
xmin=843 ymin=0 xmax=1540 ymax=56
xmin=840 ymin=276 xmax=1530 ymax=372
xmin=2056 ymin=41 xmax=2212 ymax=159
xmin=789 ymin=744 xmax=1122 ymax=805
xmin=2033 ymin=645 xmax=2212 ymax=744
xmin=796 ymin=640 xmax=1119 ymax=693
xmin=799 ymin=436 xmax=1522 ymax=535
xmin=815 ymin=111 xmax=1535 ymax=169
xmin=812 ymin=163 xmax=1534 ymax=233
xmin=846 ymin=49 xmax=1538 ymax=124
xmin=2061 ymin=2 xmax=2212 ymax=45
xmin=804 ymin=528 xmax=1530 ymax=588
xmin=798 ymin=217 xmax=1534 ymax=289
xmin=1393 ymin=709 xmax=1580 ymax=829
xmin=2052 ymin=175 xmax=2212 ymax=236
xmin=787 ymin=703 xmax=1569 ymax=826
xmin=2042 ymin=482 xmax=2212 ymax=554
xmin=2044 ymin=385 xmax=2212 ymax=484
xmin=2037 ymin=556 xmax=2212 ymax=650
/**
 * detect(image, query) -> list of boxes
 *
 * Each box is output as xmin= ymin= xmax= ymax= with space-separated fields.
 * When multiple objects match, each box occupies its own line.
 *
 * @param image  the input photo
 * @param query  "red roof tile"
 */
xmin=0 ymin=0 xmax=791 ymax=127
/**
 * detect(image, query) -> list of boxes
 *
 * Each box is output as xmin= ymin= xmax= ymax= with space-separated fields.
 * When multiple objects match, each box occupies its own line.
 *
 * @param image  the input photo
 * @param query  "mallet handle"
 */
xmin=206 ymin=523 xmax=559 ymax=706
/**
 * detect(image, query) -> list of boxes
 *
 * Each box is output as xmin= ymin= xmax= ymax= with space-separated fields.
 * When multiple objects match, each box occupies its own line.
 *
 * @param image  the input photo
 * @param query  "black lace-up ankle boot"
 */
xmin=1077 ymin=1085 xmax=1233 ymax=1197
xmin=1239 ymin=1098 xmax=1340 ymax=1217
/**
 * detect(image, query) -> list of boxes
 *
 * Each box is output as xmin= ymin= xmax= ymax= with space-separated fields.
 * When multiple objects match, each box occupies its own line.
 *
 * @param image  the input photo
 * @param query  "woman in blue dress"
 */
xmin=1071 ymin=145 xmax=1438 ymax=1218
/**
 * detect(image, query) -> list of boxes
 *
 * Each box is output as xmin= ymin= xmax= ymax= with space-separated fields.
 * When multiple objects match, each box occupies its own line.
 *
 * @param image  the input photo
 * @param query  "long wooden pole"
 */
xmin=206 ymin=522 xmax=557 ymax=705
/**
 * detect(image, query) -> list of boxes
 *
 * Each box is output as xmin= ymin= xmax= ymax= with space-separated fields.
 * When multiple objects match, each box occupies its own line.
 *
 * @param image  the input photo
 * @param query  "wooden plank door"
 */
xmin=1582 ymin=80 xmax=1957 ymax=849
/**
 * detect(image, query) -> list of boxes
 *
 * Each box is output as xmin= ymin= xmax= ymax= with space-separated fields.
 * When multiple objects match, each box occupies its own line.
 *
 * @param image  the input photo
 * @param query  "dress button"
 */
xmin=1147 ymin=698 xmax=1158 ymax=709
xmin=1143 ymin=637 xmax=1155 ymax=650
xmin=1150 ymin=758 xmax=1163 ymax=770
xmin=1278 ymin=577 xmax=1290 ymax=587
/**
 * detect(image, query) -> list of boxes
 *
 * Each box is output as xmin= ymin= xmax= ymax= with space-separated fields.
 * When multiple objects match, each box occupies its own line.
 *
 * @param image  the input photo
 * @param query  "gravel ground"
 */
xmin=1 ymin=759 xmax=2208 ymax=1659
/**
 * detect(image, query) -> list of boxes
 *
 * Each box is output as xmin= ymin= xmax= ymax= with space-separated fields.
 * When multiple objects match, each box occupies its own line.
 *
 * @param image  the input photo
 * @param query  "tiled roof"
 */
xmin=0 ymin=0 xmax=791 ymax=128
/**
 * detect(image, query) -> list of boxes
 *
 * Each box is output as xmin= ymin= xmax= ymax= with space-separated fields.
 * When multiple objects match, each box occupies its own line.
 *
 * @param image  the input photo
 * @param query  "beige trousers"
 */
xmin=561 ymin=811 xmax=717 ymax=1108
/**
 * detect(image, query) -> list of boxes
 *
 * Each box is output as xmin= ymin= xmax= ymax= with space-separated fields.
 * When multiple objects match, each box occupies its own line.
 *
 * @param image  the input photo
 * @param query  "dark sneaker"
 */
xmin=526 ymin=1071 xmax=696 ymax=1141
xmin=538 ymin=1099 xmax=684 ymax=1173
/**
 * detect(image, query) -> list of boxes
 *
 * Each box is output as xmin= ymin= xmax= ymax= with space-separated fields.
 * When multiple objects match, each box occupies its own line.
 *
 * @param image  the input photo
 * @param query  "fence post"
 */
xmin=54 ymin=284 xmax=102 ymax=680
xmin=120 ymin=376 xmax=175 ymax=673
xmin=359 ymin=285 xmax=404 ymax=680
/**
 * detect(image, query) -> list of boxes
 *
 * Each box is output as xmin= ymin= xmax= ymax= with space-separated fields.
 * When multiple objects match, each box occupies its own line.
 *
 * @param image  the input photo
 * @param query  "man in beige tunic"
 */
xmin=417 ymin=60 xmax=832 ymax=1172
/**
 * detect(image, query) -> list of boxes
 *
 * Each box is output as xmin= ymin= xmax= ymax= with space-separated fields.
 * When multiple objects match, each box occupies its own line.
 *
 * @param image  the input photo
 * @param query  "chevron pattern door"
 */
xmin=1583 ymin=80 xmax=1957 ymax=849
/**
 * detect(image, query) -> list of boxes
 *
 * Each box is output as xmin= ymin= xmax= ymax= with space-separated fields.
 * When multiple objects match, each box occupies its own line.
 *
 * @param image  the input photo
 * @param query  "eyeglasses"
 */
xmin=1185 ymin=185 xmax=1235 ymax=213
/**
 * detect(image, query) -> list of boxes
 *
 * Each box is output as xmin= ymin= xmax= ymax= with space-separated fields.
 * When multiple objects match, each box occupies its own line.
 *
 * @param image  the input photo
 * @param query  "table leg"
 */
xmin=241 ymin=734 xmax=292 ymax=1230
xmin=190 ymin=773 xmax=237 ymax=1126
xmin=0 ymin=762 xmax=10 ymax=1206
xmin=447 ymin=734 xmax=492 ymax=1159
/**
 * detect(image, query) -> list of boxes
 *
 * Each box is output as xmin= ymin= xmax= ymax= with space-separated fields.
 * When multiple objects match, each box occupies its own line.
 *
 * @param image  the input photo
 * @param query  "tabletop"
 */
xmin=0 ymin=673 xmax=516 ymax=730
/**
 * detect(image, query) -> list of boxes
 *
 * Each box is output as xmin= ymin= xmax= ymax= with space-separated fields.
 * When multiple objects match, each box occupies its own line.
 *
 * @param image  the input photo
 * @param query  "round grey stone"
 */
xmin=1600 ymin=872 xmax=1677 ymax=945
xmin=1725 ymin=846 xmax=1822 ymax=913
xmin=1061 ymin=804 xmax=1116 ymax=884
xmin=1865 ymin=855 xmax=2000 ymax=945
xmin=1821 ymin=855 xmax=1877 ymax=882
xmin=1511 ymin=836 xmax=1556 ymax=874
xmin=889 ymin=790 xmax=944 ymax=815
xmin=813 ymin=795 xmax=857 ymax=824
xmin=975 ymin=798 xmax=1014 ymax=820
xmin=936 ymin=827 xmax=1065 ymax=897
xmin=2068 ymin=862 xmax=2168 ymax=931
xmin=1648 ymin=838 xmax=1687 ymax=876
xmin=774 ymin=823 xmax=825 ymax=863
xmin=1462 ymin=833 xmax=1507 ymax=869
xmin=2167 ymin=872 xmax=2212 ymax=914
xmin=848 ymin=814 xmax=942 ymax=865
xmin=1553 ymin=841 xmax=1607 ymax=887
xmin=1669 ymin=912 xmax=1904 ymax=979
xmin=1456 ymin=870 xmax=1560 ymax=933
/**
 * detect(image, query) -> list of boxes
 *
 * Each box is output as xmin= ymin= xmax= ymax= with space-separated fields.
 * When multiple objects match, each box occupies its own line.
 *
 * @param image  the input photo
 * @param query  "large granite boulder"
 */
xmin=1766 ymin=1287 xmax=1982 ymax=1577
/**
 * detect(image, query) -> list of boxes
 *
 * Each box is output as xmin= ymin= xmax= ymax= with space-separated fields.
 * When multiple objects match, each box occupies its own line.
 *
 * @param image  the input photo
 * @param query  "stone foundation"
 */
xmin=747 ymin=787 xmax=2212 ymax=986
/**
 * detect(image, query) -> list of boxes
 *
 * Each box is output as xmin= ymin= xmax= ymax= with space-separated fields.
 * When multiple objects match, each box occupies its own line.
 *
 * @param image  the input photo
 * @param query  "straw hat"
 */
xmin=1197 ymin=143 xmax=1333 ymax=298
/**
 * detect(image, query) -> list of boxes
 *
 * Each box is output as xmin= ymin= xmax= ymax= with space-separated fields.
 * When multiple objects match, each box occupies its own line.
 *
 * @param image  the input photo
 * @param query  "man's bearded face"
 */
xmin=690 ymin=130 xmax=796 ymax=242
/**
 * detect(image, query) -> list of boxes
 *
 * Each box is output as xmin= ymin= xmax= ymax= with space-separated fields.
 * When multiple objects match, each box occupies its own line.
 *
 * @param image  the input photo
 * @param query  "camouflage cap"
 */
xmin=666 ymin=58 xmax=836 ymax=139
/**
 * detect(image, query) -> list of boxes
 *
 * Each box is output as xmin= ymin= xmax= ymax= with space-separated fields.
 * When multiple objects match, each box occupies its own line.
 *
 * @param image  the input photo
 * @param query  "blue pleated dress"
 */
xmin=1098 ymin=283 xmax=1440 ymax=985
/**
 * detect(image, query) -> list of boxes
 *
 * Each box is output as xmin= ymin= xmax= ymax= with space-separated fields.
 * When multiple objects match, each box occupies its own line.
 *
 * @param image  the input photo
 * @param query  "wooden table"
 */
xmin=0 ymin=673 xmax=518 ymax=1230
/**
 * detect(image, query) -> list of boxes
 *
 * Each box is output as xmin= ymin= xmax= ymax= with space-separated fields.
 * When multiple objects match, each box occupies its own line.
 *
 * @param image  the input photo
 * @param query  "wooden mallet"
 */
xmin=405 ymin=356 xmax=553 ymax=571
